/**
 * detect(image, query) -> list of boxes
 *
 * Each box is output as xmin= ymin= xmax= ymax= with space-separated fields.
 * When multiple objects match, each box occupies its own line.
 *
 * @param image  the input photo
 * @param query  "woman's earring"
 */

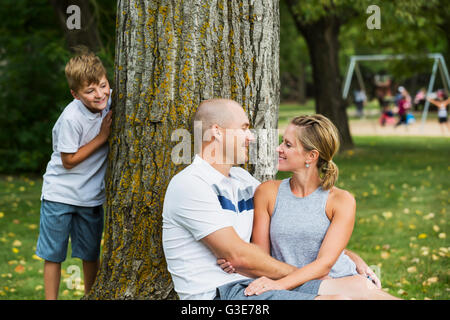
xmin=305 ymin=163 xmax=310 ymax=168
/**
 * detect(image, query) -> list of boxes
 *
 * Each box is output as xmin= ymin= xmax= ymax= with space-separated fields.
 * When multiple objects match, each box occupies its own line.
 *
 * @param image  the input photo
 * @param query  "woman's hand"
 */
xmin=217 ymin=258 xmax=235 ymax=273
xmin=354 ymin=260 xmax=381 ymax=289
xmin=244 ymin=276 xmax=285 ymax=296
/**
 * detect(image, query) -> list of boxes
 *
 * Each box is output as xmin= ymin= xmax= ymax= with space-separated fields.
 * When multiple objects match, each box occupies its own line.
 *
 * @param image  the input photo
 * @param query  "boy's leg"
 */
xmin=82 ymin=259 xmax=100 ymax=295
xmin=44 ymin=260 xmax=61 ymax=300
xmin=36 ymin=200 xmax=72 ymax=300
xmin=71 ymin=205 xmax=104 ymax=294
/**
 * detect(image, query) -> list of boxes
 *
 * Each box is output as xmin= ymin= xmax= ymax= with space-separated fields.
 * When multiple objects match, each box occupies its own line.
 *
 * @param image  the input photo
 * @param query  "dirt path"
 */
xmin=279 ymin=116 xmax=450 ymax=137
xmin=348 ymin=118 xmax=450 ymax=137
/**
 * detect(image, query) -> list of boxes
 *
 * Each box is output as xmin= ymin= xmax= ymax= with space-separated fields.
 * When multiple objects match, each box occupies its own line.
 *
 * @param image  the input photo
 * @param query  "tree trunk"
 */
xmin=298 ymin=62 xmax=307 ymax=104
xmin=285 ymin=4 xmax=354 ymax=150
xmin=86 ymin=0 xmax=280 ymax=300
xmin=299 ymin=17 xmax=353 ymax=150
xmin=49 ymin=0 xmax=103 ymax=52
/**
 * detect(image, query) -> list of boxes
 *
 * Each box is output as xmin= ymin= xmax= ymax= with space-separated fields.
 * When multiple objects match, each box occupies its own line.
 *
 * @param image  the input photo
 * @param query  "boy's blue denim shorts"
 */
xmin=36 ymin=199 xmax=104 ymax=263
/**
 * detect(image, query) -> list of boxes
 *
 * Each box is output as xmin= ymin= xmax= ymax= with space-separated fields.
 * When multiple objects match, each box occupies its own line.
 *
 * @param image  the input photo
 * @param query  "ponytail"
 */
xmin=320 ymin=159 xmax=339 ymax=191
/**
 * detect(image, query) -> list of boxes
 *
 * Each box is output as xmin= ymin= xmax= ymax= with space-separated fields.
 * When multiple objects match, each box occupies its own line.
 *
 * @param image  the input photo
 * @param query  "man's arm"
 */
xmin=202 ymin=226 xmax=297 ymax=279
xmin=61 ymin=111 xmax=112 ymax=169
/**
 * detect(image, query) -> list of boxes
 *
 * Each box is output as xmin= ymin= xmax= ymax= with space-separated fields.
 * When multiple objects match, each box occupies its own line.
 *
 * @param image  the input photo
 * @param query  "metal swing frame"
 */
xmin=342 ymin=53 xmax=450 ymax=131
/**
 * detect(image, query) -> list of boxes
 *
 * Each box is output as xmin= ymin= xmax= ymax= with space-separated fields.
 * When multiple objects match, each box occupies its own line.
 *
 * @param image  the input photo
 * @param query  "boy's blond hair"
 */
xmin=65 ymin=47 xmax=107 ymax=92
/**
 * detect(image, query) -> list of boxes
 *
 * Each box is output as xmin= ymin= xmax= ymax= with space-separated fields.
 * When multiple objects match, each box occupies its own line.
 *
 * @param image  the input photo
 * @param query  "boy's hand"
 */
xmin=98 ymin=110 xmax=112 ymax=142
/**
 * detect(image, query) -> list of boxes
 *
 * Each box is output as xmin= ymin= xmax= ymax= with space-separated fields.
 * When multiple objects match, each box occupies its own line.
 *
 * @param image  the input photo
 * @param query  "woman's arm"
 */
xmin=244 ymin=188 xmax=356 ymax=295
xmin=250 ymin=181 xmax=278 ymax=254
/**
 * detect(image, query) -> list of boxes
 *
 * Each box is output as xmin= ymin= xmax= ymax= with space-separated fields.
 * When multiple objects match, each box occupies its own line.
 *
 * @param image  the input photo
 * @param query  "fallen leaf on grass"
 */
xmin=423 ymin=213 xmax=435 ymax=220
xmin=407 ymin=266 xmax=417 ymax=273
xmin=12 ymin=240 xmax=22 ymax=247
xmin=32 ymin=254 xmax=43 ymax=261
xmin=14 ymin=265 xmax=25 ymax=274
xmin=397 ymin=289 xmax=408 ymax=296
xmin=382 ymin=211 xmax=393 ymax=219
xmin=422 ymin=277 xmax=438 ymax=286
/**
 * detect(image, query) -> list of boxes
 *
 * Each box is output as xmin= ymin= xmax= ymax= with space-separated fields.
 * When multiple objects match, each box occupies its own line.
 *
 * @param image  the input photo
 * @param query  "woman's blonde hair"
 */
xmin=290 ymin=114 xmax=340 ymax=190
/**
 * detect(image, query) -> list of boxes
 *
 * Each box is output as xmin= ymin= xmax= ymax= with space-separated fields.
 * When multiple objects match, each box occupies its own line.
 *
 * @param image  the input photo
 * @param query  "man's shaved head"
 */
xmin=193 ymin=98 xmax=244 ymax=135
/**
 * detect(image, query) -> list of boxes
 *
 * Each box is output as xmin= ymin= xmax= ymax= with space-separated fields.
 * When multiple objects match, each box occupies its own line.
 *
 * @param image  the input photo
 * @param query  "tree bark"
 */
xmin=285 ymin=2 xmax=354 ymax=150
xmin=297 ymin=62 xmax=307 ymax=104
xmin=299 ymin=17 xmax=353 ymax=150
xmin=49 ymin=0 xmax=103 ymax=52
xmin=86 ymin=0 xmax=280 ymax=300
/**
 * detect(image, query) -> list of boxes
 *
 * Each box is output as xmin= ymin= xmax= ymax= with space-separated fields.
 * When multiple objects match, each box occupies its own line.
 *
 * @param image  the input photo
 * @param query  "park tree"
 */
xmin=283 ymin=0 xmax=444 ymax=150
xmin=86 ymin=0 xmax=280 ymax=299
xmin=49 ymin=0 xmax=103 ymax=52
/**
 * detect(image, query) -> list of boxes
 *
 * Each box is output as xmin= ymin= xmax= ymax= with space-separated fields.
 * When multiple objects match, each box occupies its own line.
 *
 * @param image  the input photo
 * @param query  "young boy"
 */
xmin=36 ymin=51 xmax=112 ymax=299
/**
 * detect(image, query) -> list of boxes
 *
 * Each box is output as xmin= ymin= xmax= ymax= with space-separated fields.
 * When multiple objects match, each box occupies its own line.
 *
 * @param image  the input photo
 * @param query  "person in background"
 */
xmin=395 ymin=86 xmax=411 ymax=128
xmin=427 ymin=90 xmax=450 ymax=134
xmin=353 ymin=89 xmax=367 ymax=118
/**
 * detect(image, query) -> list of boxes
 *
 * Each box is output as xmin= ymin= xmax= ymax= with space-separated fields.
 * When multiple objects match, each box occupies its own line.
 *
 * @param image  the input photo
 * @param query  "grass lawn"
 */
xmin=0 ymin=136 xmax=448 ymax=300
xmin=0 ymin=99 xmax=449 ymax=300
xmin=0 ymin=175 xmax=88 ymax=299
xmin=277 ymin=136 xmax=450 ymax=299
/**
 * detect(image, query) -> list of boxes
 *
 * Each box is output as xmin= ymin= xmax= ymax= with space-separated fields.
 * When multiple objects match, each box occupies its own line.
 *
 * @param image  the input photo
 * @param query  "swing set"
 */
xmin=342 ymin=53 xmax=450 ymax=131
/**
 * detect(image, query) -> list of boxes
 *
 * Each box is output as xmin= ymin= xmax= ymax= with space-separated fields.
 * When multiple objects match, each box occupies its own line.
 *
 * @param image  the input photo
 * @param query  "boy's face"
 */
xmin=71 ymin=75 xmax=110 ymax=113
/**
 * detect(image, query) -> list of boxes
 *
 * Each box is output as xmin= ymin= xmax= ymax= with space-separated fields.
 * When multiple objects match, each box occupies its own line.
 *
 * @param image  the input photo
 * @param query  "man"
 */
xmin=162 ymin=98 xmax=379 ymax=300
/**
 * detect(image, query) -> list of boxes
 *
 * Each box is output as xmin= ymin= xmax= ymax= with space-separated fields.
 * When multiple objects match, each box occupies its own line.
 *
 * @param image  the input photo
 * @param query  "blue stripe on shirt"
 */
xmin=217 ymin=195 xmax=254 ymax=213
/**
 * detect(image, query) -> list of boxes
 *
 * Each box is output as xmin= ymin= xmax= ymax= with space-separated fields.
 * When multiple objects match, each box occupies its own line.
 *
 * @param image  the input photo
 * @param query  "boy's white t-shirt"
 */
xmin=41 ymin=93 xmax=111 ymax=207
xmin=162 ymin=155 xmax=261 ymax=300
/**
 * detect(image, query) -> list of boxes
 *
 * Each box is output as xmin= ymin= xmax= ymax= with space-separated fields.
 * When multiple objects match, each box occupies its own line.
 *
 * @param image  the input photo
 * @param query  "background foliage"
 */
xmin=0 ymin=0 xmax=448 ymax=172
xmin=0 ymin=0 xmax=115 ymax=173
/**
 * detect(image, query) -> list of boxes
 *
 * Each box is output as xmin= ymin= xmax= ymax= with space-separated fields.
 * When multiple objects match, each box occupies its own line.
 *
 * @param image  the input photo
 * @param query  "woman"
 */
xmin=219 ymin=114 xmax=400 ymax=299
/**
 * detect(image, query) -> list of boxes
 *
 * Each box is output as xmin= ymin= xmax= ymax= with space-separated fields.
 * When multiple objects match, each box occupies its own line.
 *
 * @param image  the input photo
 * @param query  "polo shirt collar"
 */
xmin=193 ymin=154 xmax=232 ymax=184
xmin=75 ymin=99 xmax=102 ymax=120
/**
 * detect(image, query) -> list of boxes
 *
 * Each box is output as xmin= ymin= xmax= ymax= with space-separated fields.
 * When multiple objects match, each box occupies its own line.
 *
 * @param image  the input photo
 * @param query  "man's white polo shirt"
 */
xmin=162 ymin=155 xmax=261 ymax=300
xmin=41 ymin=94 xmax=111 ymax=207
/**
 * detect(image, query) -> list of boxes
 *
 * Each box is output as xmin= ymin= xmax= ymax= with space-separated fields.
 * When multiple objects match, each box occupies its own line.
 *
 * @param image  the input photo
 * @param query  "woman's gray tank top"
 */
xmin=270 ymin=178 xmax=357 ymax=278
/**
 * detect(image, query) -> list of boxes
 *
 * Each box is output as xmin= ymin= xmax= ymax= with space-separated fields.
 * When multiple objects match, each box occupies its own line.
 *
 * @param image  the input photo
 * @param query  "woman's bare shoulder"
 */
xmin=328 ymin=186 xmax=356 ymax=206
xmin=256 ymin=179 xmax=283 ymax=194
